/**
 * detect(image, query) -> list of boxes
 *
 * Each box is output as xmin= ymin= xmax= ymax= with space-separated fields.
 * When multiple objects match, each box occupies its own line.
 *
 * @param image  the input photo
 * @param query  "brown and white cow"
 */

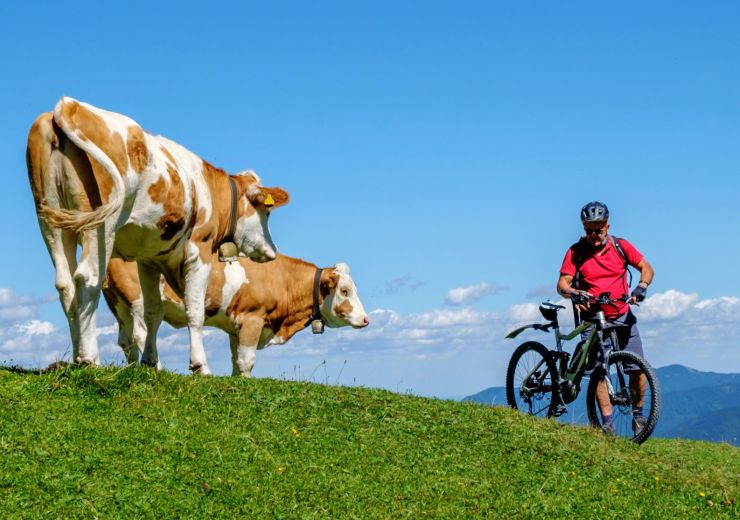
xmin=26 ymin=97 xmax=289 ymax=373
xmin=103 ymin=254 xmax=369 ymax=376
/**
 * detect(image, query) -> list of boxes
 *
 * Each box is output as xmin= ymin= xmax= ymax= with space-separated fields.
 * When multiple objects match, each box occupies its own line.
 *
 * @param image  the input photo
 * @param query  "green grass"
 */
xmin=0 ymin=366 xmax=737 ymax=519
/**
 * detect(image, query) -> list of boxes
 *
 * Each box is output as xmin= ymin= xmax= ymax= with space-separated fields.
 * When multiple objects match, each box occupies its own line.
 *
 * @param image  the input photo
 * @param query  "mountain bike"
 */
xmin=504 ymin=292 xmax=660 ymax=444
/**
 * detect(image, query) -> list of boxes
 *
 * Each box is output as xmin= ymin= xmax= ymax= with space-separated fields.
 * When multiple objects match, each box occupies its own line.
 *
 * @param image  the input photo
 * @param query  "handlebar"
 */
xmin=571 ymin=291 xmax=633 ymax=307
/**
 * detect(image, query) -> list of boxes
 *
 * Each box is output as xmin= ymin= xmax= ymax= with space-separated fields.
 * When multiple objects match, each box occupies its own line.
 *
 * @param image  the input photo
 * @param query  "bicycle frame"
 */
xmin=508 ymin=305 xmax=626 ymax=406
xmin=554 ymin=310 xmax=623 ymax=404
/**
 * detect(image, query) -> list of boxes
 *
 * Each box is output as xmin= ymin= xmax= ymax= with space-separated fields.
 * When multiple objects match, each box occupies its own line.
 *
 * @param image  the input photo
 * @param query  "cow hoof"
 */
xmin=191 ymin=364 xmax=212 ymax=376
xmin=74 ymin=356 xmax=100 ymax=366
xmin=140 ymin=359 xmax=161 ymax=370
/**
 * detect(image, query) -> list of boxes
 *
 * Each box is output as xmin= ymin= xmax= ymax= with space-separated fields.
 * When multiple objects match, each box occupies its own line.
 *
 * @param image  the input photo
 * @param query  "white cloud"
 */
xmin=96 ymin=324 xmax=120 ymax=336
xmin=639 ymin=290 xmax=740 ymax=325
xmin=0 ymin=288 xmax=38 ymax=321
xmin=0 ymin=306 xmax=36 ymax=321
xmin=15 ymin=320 xmax=56 ymax=336
xmin=639 ymin=290 xmax=699 ymax=321
xmin=445 ymin=282 xmax=505 ymax=306
xmin=0 ymin=320 xmax=68 ymax=362
xmin=506 ymin=303 xmax=542 ymax=323
xmin=0 ymin=288 xmax=17 ymax=306
xmin=407 ymin=307 xmax=492 ymax=328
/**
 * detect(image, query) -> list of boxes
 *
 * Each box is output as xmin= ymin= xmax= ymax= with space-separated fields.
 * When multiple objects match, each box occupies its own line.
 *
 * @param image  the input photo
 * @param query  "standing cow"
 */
xmin=104 ymin=254 xmax=369 ymax=376
xmin=26 ymin=97 xmax=289 ymax=373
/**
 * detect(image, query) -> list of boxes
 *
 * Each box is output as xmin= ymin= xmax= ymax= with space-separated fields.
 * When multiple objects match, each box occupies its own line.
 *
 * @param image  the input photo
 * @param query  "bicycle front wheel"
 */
xmin=506 ymin=341 xmax=559 ymax=418
xmin=586 ymin=351 xmax=660 ymax=444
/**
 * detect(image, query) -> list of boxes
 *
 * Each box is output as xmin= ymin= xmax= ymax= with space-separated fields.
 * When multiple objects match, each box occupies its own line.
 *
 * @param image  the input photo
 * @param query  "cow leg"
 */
xmin=108 ymin=295 xmax=136 ymax=364
xmin=37 ymin=218 xmax=81 ymax=359
xmin=130 ymin=297 xmax=147 ymax=363
xmin=116 ymin=314 xmax=138 ymax=364
xmin=182 ymin=255 xmax=212 ymax=376
xmin=138 ymin=263 xmax=164 ymax=370
xmin=114 ymin=301 xmax=144 ymax=365
xmin=228 ymin=334 xmax=242 ymax=376
xmin=231 ymin=317 xmax=262 ymax=377
xmin=73 ymin=225 xmax=117 ymax=365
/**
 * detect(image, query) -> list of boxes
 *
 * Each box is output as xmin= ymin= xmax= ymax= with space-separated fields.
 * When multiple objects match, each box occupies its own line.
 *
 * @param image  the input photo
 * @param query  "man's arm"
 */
xmin=630 ymin=258 xmax=654 ymax=303
xmin=557 ymin=274 xmax=575 ymax=298
xmin=557 ymin=274 xmax=592 ymax=312
xmin=635 ymin=258 xmax=654 ymax=286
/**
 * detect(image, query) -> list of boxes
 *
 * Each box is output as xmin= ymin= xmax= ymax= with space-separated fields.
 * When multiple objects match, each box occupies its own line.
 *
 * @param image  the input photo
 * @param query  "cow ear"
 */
xmin=248 ymin=186 xmax=289 ymax=210
xmin=320 ymin=269 xmax=339 ymax=295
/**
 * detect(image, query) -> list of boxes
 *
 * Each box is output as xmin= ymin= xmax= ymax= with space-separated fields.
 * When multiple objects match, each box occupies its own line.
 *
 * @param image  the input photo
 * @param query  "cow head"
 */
xmin=233 ymin=172 xmax=289 ymax=263
xmin=319 ymin=263 xmax=370 ymax=329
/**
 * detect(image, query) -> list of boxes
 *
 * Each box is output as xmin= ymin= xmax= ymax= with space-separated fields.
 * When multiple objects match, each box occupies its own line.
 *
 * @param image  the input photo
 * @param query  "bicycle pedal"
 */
xmin=552 ymin=404 xmax=568 ymax=417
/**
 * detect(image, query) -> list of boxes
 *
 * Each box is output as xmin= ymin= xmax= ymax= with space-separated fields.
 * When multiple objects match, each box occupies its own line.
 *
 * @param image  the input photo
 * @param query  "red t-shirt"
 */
xmin=560 ymin=237 xmax=643 ymax=318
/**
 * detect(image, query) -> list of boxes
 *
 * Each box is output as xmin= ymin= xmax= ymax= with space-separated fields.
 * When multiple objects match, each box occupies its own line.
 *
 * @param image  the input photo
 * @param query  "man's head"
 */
xmin=580 ymin=201 xmax=609 ymax=247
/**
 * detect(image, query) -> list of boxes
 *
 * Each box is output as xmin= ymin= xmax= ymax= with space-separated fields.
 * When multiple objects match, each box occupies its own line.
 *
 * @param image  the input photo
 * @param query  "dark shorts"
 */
xmin=581 ymin=310 xmax=644 ymax=373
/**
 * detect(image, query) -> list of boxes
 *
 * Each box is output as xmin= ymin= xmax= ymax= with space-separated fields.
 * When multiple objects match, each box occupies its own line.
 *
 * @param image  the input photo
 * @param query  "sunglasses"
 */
xmin=584 ymin=226 xmax=607 ymax=235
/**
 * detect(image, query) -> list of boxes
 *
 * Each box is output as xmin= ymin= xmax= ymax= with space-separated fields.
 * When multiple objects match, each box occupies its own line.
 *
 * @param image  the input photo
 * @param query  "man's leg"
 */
xmin=619 ymin=311 xmax=647 ymax=433
xmin=629 ymin=370 xmax=648 ymax=434
xmin=595 ymin=379 xmax=614 ymax=433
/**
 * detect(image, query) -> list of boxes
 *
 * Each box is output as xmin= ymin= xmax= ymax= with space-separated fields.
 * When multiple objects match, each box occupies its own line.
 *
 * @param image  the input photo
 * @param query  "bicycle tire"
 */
xmin=506 ymin=341 xmax=559 ymax=418
xmin=586 ymin=351 xmax=660 ymax=444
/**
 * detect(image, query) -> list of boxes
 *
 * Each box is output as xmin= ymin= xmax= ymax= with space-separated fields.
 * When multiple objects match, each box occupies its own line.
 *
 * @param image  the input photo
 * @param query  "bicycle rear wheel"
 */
xmin=586 ymin=351 xmax=660 ymax=444
xmin=506 ymin=341 xmax=559 ymax=418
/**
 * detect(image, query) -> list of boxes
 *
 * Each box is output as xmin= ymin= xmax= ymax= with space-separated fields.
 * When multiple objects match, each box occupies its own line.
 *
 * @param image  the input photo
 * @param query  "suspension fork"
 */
xmin=601 ymin=330 xmax=627 ymax=400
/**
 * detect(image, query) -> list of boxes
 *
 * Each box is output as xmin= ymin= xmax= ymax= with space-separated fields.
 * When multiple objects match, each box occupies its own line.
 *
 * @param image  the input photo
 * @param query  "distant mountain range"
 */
xmin=463 ymin=364 xmax=739 ymax=446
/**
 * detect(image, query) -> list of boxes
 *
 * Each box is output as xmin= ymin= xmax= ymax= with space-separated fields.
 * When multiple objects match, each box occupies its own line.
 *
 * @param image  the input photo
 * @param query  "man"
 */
xmin=556 ymin=201 xmax=654 ymax=435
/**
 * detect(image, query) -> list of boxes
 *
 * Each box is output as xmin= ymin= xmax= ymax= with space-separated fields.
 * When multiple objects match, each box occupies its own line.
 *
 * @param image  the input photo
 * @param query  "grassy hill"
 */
xmin=0 ymin=366 xmax=737 ymax=518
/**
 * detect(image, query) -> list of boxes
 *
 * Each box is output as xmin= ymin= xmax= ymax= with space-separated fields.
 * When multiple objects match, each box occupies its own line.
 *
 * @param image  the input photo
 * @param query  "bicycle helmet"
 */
xmin=580 ymin=201 xmax=609 ymax=222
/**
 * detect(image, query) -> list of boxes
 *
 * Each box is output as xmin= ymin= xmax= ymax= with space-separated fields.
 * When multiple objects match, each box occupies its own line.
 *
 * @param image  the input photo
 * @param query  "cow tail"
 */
xmin=41 ymin=98 xmax=126 ymax=232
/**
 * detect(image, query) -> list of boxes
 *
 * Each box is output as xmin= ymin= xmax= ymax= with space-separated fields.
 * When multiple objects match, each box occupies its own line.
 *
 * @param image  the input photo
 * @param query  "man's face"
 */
xmin=583 ymin=220 xmax=609 ymax=247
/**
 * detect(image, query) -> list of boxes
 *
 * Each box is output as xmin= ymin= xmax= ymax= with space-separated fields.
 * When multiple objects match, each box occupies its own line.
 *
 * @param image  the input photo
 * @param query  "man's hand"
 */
xmin=571 ymin=290 xmax=593 ymax=313
xmin=630 ymin=285 xmax=647 ymax=304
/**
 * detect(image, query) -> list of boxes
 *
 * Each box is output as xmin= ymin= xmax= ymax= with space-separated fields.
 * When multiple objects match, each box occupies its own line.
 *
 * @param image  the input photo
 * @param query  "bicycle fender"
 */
xmin=505 ymin=323 xmax=552 ymax=339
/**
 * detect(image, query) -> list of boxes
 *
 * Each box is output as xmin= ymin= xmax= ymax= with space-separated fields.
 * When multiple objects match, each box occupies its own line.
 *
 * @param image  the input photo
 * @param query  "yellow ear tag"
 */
xmin=264 ymin=193 xmax=275 ymax=206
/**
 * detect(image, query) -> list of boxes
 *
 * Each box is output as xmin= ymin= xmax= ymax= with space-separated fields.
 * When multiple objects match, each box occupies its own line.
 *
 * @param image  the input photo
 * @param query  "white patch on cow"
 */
xmin=235 ymin=345 xmax=257 ymax=377
xmin=154 ymin=136 xmax=203 ymax=174
xmin=71 ymin=99 xmax=139 ymax=141
xmin=154 ymin=135 xmax=210 ymax=220
xmin=234 ymin=169 xmax=260 ymax=183
xmin=262 ymin=330 xmax=283 ymax=349
xmin=221 ymin=261 xmax=249 ymax=310
xmin=235 ymin=208 xmax=276 ymax=262
xmin=124 ymin=170 xmax=166 ymax=229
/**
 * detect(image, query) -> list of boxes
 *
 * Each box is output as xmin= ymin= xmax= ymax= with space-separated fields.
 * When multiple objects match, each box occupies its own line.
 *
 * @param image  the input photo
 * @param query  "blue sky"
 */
xmin=1 ymin=2 xmax=739 ymax=397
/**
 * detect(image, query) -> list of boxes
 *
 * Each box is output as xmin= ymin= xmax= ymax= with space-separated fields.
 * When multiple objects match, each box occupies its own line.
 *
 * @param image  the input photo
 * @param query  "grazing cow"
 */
xmin=103 ymin=254 xmax=369 ymax=376
xmin=26 ymin=97 xmax=289 ymax=373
